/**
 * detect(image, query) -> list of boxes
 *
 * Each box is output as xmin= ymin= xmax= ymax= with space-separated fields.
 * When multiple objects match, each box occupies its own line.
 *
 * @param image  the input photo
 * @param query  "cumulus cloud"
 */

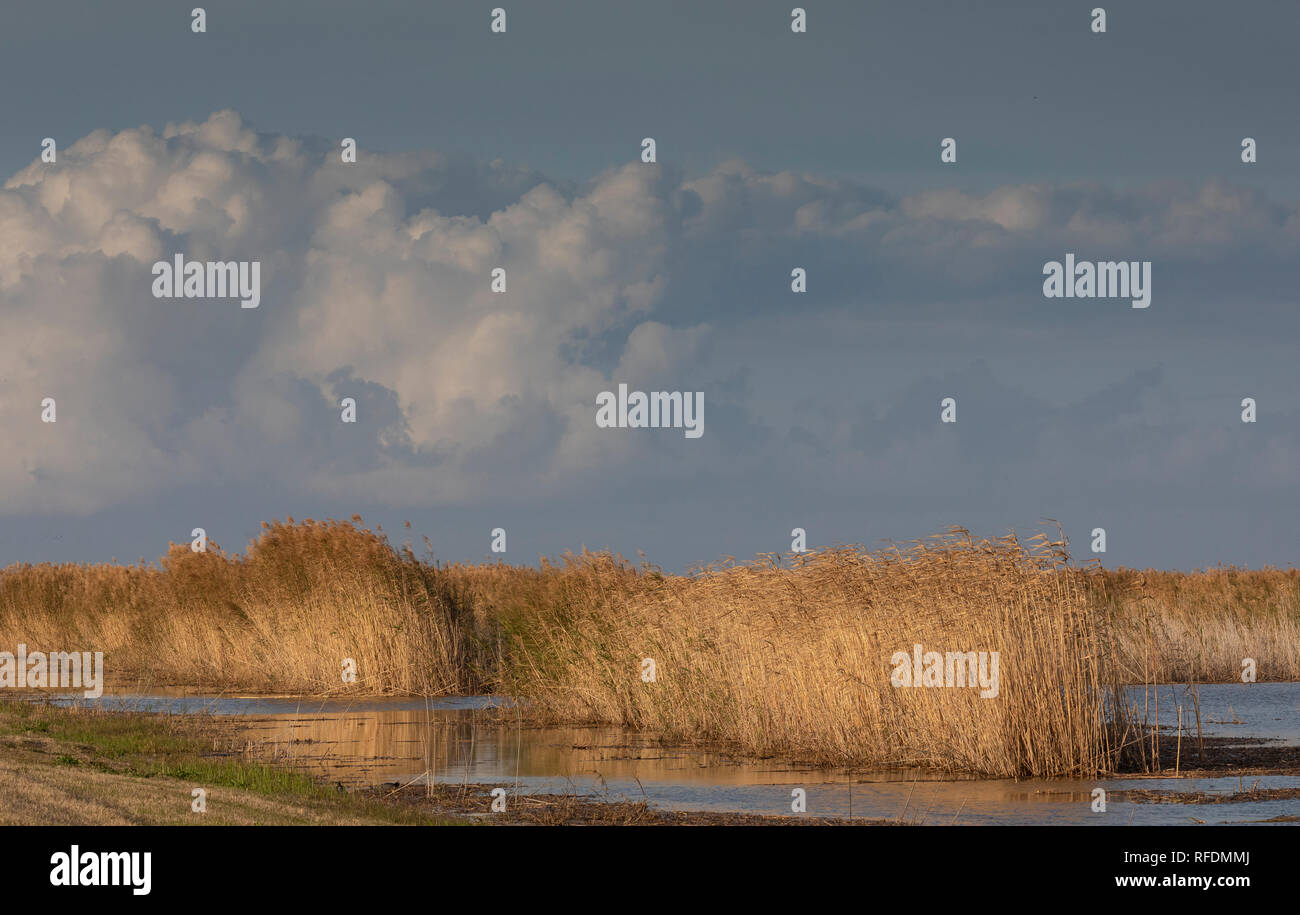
xmin=2 ymin=111 xmax=1297 ymax=518
xmin=0 ymin=112 xmax=690 ymax=511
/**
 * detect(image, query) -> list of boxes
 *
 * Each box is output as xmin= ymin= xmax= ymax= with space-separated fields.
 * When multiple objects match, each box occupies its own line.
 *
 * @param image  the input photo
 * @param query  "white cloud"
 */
xmin=2 ymin=111 xmax=1297 ymax=515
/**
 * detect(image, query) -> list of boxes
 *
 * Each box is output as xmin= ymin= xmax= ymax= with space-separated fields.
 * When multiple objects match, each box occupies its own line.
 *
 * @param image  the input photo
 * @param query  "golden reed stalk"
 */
xmin=2 ymin=518 xmax=1294 ymax=776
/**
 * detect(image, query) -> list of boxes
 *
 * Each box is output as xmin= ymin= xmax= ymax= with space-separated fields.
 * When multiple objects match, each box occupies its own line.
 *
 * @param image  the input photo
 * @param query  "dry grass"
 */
xmin=1095 ymin=567 xmax=1300 ymax=684
xmin=1 ymin=517 xmax=1295 ymax=777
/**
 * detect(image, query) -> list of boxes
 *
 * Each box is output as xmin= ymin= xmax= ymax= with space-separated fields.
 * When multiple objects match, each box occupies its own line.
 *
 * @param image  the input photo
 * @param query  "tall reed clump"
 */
xmin=493 ymin=529 xmax=1126 ymax=777
xmin=0 ymin=518 xmax=497 ymax=695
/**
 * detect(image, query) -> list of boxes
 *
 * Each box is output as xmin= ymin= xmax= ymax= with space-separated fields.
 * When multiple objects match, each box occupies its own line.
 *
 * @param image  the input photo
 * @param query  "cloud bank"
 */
xmin=2 ymin=112 xmax=1296 ymax=561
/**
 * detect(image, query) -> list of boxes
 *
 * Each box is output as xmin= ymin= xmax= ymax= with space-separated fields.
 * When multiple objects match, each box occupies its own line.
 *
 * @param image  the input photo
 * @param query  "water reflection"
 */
xmin=34 ymin=683 xmax=1300 ymax=825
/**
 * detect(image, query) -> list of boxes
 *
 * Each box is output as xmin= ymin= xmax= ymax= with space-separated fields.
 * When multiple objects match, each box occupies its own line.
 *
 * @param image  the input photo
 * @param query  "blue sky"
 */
xmin=0 ymin=1 xmax=1296 ymax=571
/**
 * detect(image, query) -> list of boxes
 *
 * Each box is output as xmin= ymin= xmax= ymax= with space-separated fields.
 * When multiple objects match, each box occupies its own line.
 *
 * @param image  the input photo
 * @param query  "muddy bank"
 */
xmin=1109 ymin=786 xmax=1300 ymax=805
xmin=361 ymin=782 xmax=897 ymax=826
xmin=1141 ymin=735 xmax=1300 ymax=777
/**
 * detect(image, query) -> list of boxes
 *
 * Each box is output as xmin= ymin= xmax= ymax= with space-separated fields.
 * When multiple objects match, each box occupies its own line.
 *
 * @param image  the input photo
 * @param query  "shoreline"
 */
xmin=0 ymin=698 xmax=898 ymax=826
xmin=3 ymin=698 xmax=1297 ymax=827
xmin=9 ymin=686 xmax=1300 ymax=780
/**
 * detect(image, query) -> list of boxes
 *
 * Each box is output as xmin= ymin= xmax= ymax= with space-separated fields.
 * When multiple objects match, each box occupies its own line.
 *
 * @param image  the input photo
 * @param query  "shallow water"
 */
xmin=43 ymin=690 xmax=505 ymax=717
xmin=1124 ymin=682 xmax=1300 ymax=744
xmin=38 ymin=682 xmax=1300 ymax=825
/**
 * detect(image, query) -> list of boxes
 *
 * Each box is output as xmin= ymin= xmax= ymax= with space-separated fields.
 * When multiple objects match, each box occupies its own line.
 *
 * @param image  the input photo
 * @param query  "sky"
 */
xmin=0 ymin=1 xmax=1296 ymax=572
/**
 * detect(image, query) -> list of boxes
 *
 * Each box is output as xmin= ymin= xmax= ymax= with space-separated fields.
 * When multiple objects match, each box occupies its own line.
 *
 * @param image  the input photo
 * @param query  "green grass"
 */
xmin=0 ymin=699 xmax=465 ymax=825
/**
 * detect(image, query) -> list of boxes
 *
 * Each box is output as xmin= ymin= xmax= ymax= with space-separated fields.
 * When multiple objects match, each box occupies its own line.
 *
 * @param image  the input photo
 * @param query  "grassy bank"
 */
xmin=0 ymin=699 xmax=460 ymax=825
xmin=2 ymin=517 xmax=1296 ymax=777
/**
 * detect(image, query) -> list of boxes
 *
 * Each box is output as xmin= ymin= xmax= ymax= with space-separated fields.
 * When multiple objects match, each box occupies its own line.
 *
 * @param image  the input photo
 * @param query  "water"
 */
xmin=42 ymin=690 xmax=506 ymax=717
xmin=1123 ymin=682 xmax=1300 ymax=743
xmin=37 ymin=683 xmax=1300 ymax=825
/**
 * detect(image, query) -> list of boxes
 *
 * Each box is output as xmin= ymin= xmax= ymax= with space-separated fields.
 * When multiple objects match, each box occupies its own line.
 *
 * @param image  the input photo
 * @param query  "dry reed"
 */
xmin=2 ymin=517 xmax=1295 ymax=776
